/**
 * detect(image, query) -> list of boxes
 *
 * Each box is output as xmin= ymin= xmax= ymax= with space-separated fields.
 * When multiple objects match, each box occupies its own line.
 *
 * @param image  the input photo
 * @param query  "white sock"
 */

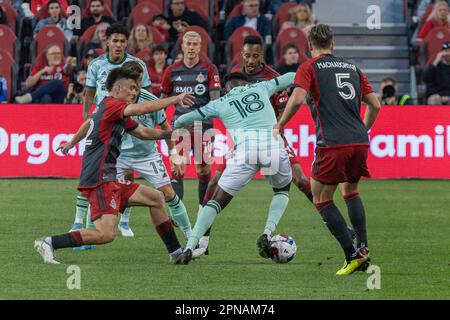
xmin=74 ymin=217 xmax=83 ymax=224
xmin=44 ymin=237 xmax=52 ymax=246
xmin=170 ymin=248 xmax=182 ymax=257
xmin=184 ymin=229 xmax=192 ymax=239
xmin=263 ymin=228 xmax=272 ymax=238
xmin=199 ymin=236 xmax=209 ymax=248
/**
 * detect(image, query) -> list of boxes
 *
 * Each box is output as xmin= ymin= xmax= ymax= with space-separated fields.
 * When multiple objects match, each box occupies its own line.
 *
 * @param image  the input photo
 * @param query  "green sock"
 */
xmin=186 ymin=200 xmax=221 ymax=250
xmin=167 ymin=194 xmax=192 ymax=238
xmin=86 ymin=206 xmax=95 ymax=229
xmin=75 ymin=196 xmax=88 ymax=224
xmin=264 ymin=191 xmax=289 ymax=237
xmin=120 ymin=207 xmax=132 ymax=223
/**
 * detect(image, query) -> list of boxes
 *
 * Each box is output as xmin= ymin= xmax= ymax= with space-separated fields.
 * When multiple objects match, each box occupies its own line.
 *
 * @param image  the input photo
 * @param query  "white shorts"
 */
xmin=218 ymin=148 xmax=292 ymax=196
xmin=116 ymin=153 xmax=171 ymax=189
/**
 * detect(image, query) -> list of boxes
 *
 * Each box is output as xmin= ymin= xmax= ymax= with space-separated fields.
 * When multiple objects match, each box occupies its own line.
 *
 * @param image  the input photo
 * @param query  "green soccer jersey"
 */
xmin=174 ymin=72 xmax=295 ymax=150
xmin=119 ymin=89 xmax=167 ymax=160
xmin=86 ymin=53 xmax=152 ymax=105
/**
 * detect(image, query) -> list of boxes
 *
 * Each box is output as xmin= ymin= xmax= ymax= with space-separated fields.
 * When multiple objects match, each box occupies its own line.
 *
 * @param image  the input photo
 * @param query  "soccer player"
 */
xmin=174 ymin=72 xmax=297 ymax=263
xmin=69 ymin=23 xmax=152 ymax=237
xmin=116 ymin=61 xmax=193 ymax=239
xmin=34 ymin=67 xmax=195 ymax=265
xmin=197 ymin=35 xmax=313 ymax=253
xmin=160 ymin=31 xmax=221 ymax=212
xmin=275 ymin=24 xmax=381 ymax=275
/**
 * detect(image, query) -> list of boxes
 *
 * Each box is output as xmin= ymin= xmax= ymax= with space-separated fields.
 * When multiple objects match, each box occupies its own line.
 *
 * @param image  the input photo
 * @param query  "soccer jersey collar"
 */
xmin=107 ymin=53 xmax=128 ymax=65
xmin=243 ymin=63 xmax=266 ymax=77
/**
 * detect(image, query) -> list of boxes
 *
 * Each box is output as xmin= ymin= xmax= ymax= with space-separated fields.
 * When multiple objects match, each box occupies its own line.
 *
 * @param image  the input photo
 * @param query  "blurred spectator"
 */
xmin=224 ymin=0 xmax=272 ymax=41
xmin=73 ymin=0 xmax=116 ymax=37
xmin=30 ymin=0 xmax=68 ymax=15
xmin=417 ymin=1 xmax=449 ymax=42
xmin=423 ymin=42 xmax=450 ymax=105
xmin=148 ymin=45 xmax=168 ymax=96
xmin=33 ymin=0 xmax=73 ymax=41
xmin=1 ymin=0 xmax=28 ymax=19
xmin=0 ymin=75 xmax=7 ymax=103
xmin=167 ymin=0 xmax=209 ymax=42
xmin=152 ymin=14 xmax=170 ymax=42
xmin=128 ymin=24 xmax=153 ymax=55
xmin=173 ymin=51 xmax=183 ymax=64
xmin=0 ymin=6 xmax=9 ymax=27
xmin=280 ymin=3 xmax=315 ymax=34
xmin=379 ymin=77 xmax=414 ymax=106
xmin=15 ymin=44 xmax=72 ymax=104
xmin=83 ymin=22 xmax=110 ymax=57
xmin=81 ymin=47 xmax=100 ymax=70
xmin=65 ymin=70 xmax=87 ymax=104
xmin=417 ymin=0 xmax=433 ymax=19
xmin=276 ymin=44 xmax=300 ymax=74
xmin=268 ymin=0 xmax=315 ymax=14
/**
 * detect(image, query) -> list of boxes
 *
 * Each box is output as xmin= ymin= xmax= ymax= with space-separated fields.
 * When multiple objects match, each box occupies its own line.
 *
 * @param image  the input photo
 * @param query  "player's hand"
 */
xmin=273 ymin=123 xmax=283 ymax=140
xmin=170 ymin=154 xmax=186 ymax=176
xmin=56 ymin=142 xmax=74 ymax=155
xmin=177 ymin=93 xmax=195 ymax=108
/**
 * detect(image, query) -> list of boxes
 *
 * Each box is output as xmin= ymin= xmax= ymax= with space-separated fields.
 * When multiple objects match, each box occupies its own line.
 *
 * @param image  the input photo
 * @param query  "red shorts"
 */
xmin=312 ymin=145 xmax=370 ymax=184
xmin=80 ymin=181 xmax=140 ymax=222
xmin=281 ymin=135 xmax=299 ymax=165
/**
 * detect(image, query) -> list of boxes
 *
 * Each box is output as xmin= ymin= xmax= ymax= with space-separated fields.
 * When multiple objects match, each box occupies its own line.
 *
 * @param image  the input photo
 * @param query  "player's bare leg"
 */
xmin=311 ymin=179 xmax=369 ymax=275
xmin=339 ymin=182 xmax=370 ymax=270
xmin=118 ymin=169 xmax=135 ymax=237
xmin=291 ymin=163 xmax=313 ymax=202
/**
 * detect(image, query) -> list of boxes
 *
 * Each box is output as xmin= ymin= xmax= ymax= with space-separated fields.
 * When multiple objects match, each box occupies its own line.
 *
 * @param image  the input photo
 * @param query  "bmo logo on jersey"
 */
xmin=174 ymin=85 xmax=206 ymax=95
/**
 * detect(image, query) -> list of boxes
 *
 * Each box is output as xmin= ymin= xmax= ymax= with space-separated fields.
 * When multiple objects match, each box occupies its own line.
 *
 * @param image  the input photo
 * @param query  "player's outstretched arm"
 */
xmin=362 ymin=92 xmax=382 ymax=130
xmin=129 ymin=124 xmax=172 ymax=141
xmin=82 ymin=87 xmax=96 ymax=120
xmin=173 ymin=109 xmax=205 ymax=129
xmin=57 ymin=119 xmax=91 ymax=154
xmin=269 ymin=72 xmax=296 ymax=94
xmin=124 ymin=93 xmax=195 ymax=117
xmin=275 ymin=87 xmax=307 ymax=133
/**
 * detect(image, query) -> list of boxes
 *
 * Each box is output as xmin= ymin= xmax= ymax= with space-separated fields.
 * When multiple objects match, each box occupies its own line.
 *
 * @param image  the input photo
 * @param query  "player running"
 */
xmin=34 ymin=67 xmax=195 ymax=265
xmin=174 ymin=72 xmax=298 ymax=263
xmin=116 ymin=61 xmax=193 ymax=240
xmin=160 ymin=31 xmax=221 ymax=214
xmin=69 ymin=23 xmax=152 ymax=238
xmin=275 ymin=24 xmax=381 ymax=275
xmin=196 ymin=35 xmax=313 ymax=254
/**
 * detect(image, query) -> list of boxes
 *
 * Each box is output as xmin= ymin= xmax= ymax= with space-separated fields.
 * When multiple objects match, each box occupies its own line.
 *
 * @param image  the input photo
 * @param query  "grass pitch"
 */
xmin=0 ymin=179 xmax=449 ymax=300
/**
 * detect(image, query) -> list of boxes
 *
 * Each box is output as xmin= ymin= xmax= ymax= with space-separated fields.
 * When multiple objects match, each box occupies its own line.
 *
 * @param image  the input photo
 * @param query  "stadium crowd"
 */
xmin=0 ymin=0 xmax=449 ymax=105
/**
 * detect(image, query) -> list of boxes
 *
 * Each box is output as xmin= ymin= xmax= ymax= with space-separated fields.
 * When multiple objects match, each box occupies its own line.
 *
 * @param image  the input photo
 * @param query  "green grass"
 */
xmin=0 ymin=179 xmax=449 ymax=299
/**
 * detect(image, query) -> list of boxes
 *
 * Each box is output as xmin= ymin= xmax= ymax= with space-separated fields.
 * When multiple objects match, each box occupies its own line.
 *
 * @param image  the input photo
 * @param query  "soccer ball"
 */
xmin=269 ymin=234 xmax=297 ymax=263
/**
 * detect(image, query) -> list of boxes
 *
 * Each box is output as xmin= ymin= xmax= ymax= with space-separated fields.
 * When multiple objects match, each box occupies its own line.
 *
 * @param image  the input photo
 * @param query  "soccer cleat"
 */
xmin=118 ymin=222 xmax=134 ymax=237
xmin=170 ymin=249 xmax=193 ymax=265
xmin=257 ymin=234 xmax=271 ymax=259
xmin=356 ymin=247 xmax=371 ymax=272
xmin=73 ymin=245 xmax=96 ymax=250
xmin=69 ymin=222 xmax=83 ymax=232
xmin=192 ymin=247 xmax=207 ymax=259
xmin=199 ymin=236 xmax=209 ymax=255
xmin=335 ymin=254 xmax=370 ymax=276
xmin=34 ymin=238 xmax=60 ymax=264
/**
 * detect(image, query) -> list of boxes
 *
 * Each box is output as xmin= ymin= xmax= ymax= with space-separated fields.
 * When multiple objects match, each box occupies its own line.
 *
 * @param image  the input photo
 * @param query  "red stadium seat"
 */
xmin=186 ymin=1 xmax=209 ymax=21
xmin=273 ymin=2 xmax=297 ymax=34
xmin=79 ymin=24 xmax=98 ymax=45
xmin=136 ymin=0 xmax=164 ymax=12
xmin=129 ymin=2 xmax=163 ymax=28
xmin=225 ymin=26 xmax=262 ymax=66
xmin=423 ymin=26 xmax=450 ymax=64
xmin=32 ymin=25 xmax=68 ymax=60
xmin=227 ymin=2 xmax=243 ymax=23
xmin=35 ymin=5 xmax=68 ymax=22
xmin=134 ymin=48 xmax=154 ymax=68
xmin=275 ymin=27 xmax=309 ymax=65
xmin=148 ymin=25 xmax=165 ymax=45
xmin=0 ymin=48 xmax=17 ymax=102
xmin=0 ymin=25 xmax=18 ymax=60
xmin=0 ymin=2 xmax=18 ymax=33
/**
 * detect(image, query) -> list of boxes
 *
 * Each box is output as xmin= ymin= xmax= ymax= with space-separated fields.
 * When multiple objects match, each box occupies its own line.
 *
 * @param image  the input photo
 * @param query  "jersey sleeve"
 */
xmin=156 ymin=110 xmax=167 ymax=125
xmin=103 ymin=99 xmax=129 ymax=121
xmin=293 ymin=62 xmax=313 ymax=92
xmin=124 ymin=117 xmax=139 ymax=132
xmin=208 ymin=64 xmax=221 ymax=90
xmin=86 ymin=62 xmax=98 ymax=89
xmin=259 ymin=72 xmax=296 ymax=96
xmin=360 ymin=70 xmax=374 ymax=97
xmin=141 ymin=62 xmax=152 ymax=89
xmin=160 ymin=68 xmax=173 ymax=94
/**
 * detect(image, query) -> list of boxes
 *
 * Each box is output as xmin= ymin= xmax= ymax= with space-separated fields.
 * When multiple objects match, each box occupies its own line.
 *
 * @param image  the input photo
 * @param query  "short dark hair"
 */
xmin=308 ymin=24 xmax=333 ymax=49
xmin=106 ymin=23 xmax=130 ymax=39
xmin=90 ymin=0 xmax=104 ymax=6
xmin=152 ymin=44 xmax=168 ymax=54
xmin=282 ymin=43 xmax=298 ymax=55
xmin=121 ymin=61 xmax=144 ymax=76
xmin=243 ymin=35 xmax=263 ymax=46
xmin=105 ymin=67 xmax=139 ymax=92
xmin=223 ymin=72 xmax=249 ymax=84
xmin=152 ymin=14 xmax=168 ymax=22
xmin=47 ymin=0 xmax=61 ymax=9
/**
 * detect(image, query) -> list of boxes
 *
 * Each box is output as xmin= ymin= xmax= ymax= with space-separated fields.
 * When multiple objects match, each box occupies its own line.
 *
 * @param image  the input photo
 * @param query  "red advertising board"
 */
xmin=0 ymin=105 xmax=449 ymax=179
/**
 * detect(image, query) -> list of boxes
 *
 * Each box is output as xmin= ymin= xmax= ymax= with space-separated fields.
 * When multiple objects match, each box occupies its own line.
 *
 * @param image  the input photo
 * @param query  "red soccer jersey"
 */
xmin=294 ymin=53 xmax=373 ymax=147
xmin=230 ymin=63 xmax=288 ymax=117
xmin=31 ymin=61 xmax=70 ymax=90
xmin=78 ymin=97 xmax=138 ymax=190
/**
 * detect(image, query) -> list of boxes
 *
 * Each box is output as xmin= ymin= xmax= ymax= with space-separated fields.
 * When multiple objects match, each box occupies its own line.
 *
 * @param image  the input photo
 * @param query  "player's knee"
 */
xmin=196 ymin=166 xmax=211 ymax=176
xmin=163 ymin=187 xmax=176 ymax=202
xmin=99 ymin=229 xmax=116 ymax=243
xmin=273 ymin=183 xmax=291 ymax=193
xmin=154 ymin=190 xmax=166 ymax=207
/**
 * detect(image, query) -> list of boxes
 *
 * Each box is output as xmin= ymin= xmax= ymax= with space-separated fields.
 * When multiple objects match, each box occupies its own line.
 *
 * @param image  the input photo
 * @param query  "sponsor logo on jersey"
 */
xmin=175 ymin=76 xmax=182 ymax=82
xmin=195 ymin=84 xmax=206 ymax=95
xmin=110 ymin=197 xmax=117 ymax=209
xmin=174 ymin=87 xmax=193 ymax=93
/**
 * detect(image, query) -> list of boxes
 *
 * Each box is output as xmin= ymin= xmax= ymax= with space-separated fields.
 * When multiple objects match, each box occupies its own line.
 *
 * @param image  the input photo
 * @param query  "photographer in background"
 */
xmin=423 ymin=42 xmax=450 ymax=105
xmin=65 ymin=71 xmax=87 ymax=104
xmin=379 ymin=77 xmax=414 ymax=106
